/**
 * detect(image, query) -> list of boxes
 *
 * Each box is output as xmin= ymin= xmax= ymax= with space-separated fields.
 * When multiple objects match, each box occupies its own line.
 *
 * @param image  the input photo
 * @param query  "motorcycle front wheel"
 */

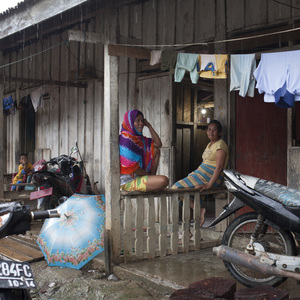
xmin=222 ymin=212 xmax=296 ymax=287
xmin=42 ymin=194 xmax=66 ymax=210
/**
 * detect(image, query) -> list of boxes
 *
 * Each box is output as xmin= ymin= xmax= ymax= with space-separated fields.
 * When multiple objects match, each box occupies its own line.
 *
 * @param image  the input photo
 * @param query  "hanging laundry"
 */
xmin=230 ymin=54 xmax=256 ymax=97
xmin=161 ymin=51 xmax=178 ymax=71
xmin=19 ymin=95 xmax=32 ymax=110
xmin=174 ymin=53 xmax=199 ymax=84
xmin=254 ymin=50 xmax=300 ymax=108
xmin=3 ymin=95 xmax=16 ymax=115
xmin=199 ymin=54 xmax=228 ymax=79
xmin=150 ymin=50 xmax=162 ymax=66
xmin=31 ymin=86 xmax=45 ymax=112
xmin=198 ymin=54 xmax=217 ymax=74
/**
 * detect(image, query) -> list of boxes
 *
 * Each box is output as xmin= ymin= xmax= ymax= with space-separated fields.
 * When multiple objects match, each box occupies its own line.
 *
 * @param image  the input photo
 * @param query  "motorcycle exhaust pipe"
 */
xmin=213 ymin=245 xmax=300 ymax=281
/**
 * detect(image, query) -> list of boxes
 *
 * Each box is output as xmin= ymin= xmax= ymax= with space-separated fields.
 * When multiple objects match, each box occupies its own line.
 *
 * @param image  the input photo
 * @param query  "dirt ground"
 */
xmin=29 ymin=259 xmax=169 ymax=300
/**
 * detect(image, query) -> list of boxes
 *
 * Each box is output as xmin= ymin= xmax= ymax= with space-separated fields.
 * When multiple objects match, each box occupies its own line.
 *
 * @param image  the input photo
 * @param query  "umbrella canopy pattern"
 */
xmin=37 ymin=194 xmax=105 ymax=269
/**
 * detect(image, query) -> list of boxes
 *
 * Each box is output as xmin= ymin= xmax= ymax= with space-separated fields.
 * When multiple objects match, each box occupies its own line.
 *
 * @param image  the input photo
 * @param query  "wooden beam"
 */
xmin=0 ymin=75 xmax=88 ymax=88
xmin=108 ymin=44 xmax=150 ymax=60
xmin=227 ymin=24 xmax=300 ymax=53
xmin=66 ymin=30 xmax=151 ymax=61
xmin=67 ymin=30 xmax=104 ymax=44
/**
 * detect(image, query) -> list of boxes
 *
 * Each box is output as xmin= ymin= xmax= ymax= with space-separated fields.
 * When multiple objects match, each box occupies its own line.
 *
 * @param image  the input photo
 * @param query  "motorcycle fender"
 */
xmin=30 ymin=187 xmax=53 ymax=200
xmin=37 ymin=197 xmax=48 ymax=211
xmin=208 ymin=197 xmax=245 ymax=227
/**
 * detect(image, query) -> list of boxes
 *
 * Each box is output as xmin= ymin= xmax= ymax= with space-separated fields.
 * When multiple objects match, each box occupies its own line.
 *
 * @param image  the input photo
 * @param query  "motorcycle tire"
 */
xmin=0 ymin=288 xmax=31 ymax=299
xmin=222 ymin=212 xmax=297 ymax=287
xmin=42 ymin=194 xmax=66 ymax=210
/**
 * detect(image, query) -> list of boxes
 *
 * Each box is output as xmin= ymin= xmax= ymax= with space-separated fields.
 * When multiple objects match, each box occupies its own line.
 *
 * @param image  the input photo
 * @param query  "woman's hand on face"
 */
xmin=143 ymin=118 xmax=150 ymax=127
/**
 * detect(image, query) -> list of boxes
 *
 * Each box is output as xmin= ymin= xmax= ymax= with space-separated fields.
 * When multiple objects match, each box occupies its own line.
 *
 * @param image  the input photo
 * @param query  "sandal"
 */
xmin=132 ymin=227 xmax=147 ymax=232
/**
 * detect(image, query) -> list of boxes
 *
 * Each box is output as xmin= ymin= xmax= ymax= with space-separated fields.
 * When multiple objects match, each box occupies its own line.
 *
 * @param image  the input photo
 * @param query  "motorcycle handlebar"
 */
xmin=31 ymin=209 xmax=61 ymax=220
xmin=0 ymin=204 xmax=61 ymax=239
xmin=44 ymin=155 xmax=76 ymax=165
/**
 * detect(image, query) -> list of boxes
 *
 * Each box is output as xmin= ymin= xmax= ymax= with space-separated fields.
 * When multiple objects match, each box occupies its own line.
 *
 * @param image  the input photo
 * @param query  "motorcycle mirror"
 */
xmin=70 ymin=145 xmax=79 ymax=155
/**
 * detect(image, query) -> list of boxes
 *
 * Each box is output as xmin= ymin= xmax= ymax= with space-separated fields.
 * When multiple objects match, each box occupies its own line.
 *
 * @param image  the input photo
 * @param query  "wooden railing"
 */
xmin=120 ymin=187 xmax=228 ymax=263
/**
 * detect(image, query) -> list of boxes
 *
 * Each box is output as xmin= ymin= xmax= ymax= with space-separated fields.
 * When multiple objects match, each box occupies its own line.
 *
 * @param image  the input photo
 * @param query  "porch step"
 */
xmin=0 ymin=191 xmax=37 ymax=210
xmin=3 ymin=190 xmax=31 ymax=200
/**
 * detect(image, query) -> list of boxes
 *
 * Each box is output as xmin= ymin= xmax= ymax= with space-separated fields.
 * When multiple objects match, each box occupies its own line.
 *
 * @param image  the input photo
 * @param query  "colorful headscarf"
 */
xmin=119 ymin=110 xmax=154 ymax=175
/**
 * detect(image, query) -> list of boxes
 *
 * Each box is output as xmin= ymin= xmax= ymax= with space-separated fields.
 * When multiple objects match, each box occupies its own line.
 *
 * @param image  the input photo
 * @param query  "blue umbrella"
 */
xmin=37 ymin=194 xmax=105 ymax=269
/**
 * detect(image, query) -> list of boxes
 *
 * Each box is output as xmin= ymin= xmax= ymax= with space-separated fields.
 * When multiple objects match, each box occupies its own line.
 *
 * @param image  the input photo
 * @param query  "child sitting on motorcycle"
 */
xmin=11 ymin=153 xmax=34 ymax=191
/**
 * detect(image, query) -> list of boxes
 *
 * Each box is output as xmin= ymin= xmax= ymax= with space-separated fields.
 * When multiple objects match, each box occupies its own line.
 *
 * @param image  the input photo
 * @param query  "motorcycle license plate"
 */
xmin=0 ymin=260 xmax=36 ymax=289
xmin=30 ymin=187 xmax=53 ymax=200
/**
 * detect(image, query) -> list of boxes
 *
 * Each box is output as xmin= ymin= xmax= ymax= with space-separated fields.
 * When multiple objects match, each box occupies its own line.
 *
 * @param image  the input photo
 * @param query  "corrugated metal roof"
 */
xmin=0 ymin=0 xmax=89 ymax=39
xmin=0 ymin=0 xmax=26 ymax=16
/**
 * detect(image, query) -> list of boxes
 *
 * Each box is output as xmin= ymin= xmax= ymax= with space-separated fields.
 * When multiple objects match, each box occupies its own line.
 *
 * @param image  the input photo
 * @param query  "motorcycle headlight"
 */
xmin=0 ymin=213 xmax=12 ymax=229
xmin=225 ymin=180 xmax=238 ymax=192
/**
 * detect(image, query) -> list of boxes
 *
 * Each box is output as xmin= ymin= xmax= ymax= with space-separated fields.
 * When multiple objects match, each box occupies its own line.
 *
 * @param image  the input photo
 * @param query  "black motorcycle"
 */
xmin=0 ymin=202 xmax=59 ymax=299
xmin=30 ymin=143 xmax=93 ymax=210
xmin=210 ymin=169 xmax=300 ymax=287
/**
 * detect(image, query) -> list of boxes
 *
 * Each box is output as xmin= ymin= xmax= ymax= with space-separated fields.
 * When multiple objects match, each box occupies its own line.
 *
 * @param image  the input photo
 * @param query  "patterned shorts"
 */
xmin=120 ymin=176 xmax=148 ymax=192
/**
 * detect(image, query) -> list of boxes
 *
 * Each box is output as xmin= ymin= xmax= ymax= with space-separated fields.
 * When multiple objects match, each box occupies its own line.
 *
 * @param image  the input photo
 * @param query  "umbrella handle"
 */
xmin=31 ymin=209 xmax=60 ymax=220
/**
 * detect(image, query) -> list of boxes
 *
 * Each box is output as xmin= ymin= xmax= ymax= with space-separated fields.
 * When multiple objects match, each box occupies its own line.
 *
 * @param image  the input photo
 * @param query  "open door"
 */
xmin=174 ymin=83 xmax=214 ymax=182
xmin=20 ymin=99 xmax=35 ymax=162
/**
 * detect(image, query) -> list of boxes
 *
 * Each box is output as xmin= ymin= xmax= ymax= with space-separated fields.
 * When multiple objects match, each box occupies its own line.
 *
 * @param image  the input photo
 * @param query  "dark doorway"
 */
xmin=174 ymin=83 xmax=214 ymax=182
xmin=20 ymin=99 xmax=35 ymax=161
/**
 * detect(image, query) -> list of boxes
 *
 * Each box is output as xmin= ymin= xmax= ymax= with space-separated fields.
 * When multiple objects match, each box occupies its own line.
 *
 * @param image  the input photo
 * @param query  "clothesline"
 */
xmin=113 ymin=26 xmax=300 ymax=49
xmin=157 ymin=49 xmax=300 ymax=109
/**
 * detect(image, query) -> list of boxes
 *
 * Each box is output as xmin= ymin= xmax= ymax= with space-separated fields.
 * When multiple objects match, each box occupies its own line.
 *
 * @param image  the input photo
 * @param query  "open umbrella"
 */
xmin=37 ymin=194 xmax=105 ymax=269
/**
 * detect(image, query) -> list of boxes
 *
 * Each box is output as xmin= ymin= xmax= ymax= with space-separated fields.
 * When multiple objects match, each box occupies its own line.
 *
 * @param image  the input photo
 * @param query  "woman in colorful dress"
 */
xmin=119 ymin=109 xmax=169 ymax=192
xmin=172 ymin=120 xmax=229 ymax=226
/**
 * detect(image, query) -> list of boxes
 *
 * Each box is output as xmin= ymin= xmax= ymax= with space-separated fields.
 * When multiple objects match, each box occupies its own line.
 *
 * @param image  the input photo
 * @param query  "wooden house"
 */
xmin=1 ymin=0 xmax=300 ymax=263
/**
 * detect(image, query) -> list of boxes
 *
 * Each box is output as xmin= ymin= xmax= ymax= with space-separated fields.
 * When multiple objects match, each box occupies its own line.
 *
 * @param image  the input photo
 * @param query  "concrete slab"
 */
xmin=114 ymin=247 xmax=300 ymax=298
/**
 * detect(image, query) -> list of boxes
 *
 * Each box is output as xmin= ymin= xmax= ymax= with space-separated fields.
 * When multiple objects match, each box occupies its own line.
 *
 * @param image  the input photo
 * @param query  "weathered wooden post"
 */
xmin=0 ymin=84 xmax=4 ymax=199
xmin=214 ymin=0 xmax=229 ymax=141
xmin=104 ymin=43 xmax=121 ymax=265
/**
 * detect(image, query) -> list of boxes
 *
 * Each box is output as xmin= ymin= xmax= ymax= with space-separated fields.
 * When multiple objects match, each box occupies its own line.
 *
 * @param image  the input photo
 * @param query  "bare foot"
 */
xmin=200 ymin=208 xmax=206 ymax=227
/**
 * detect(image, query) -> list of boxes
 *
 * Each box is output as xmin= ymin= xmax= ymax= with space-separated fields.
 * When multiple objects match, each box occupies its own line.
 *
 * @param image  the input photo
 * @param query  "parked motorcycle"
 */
xmin=30 ymin=143 xmax=93 ymax=210
xmin=0 ymin=202 xmax=60 ymax=299
xmin=210 ymin=169 xmax=300 ymax=287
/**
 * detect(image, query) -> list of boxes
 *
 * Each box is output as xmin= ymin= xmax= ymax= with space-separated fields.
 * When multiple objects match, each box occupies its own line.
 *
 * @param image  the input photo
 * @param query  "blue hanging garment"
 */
xmin=3 ymin=95 xmax=16 ymax=115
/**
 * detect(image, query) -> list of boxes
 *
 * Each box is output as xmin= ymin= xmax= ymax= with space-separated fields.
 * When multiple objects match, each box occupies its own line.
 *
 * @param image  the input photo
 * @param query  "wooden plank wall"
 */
xmin=137 ymin=75 xmax=172 ymax=180
xmin=2 ymin=16 xmax=106 ymax=192
xmin=1 ymin=0 xmax=299 ymax=193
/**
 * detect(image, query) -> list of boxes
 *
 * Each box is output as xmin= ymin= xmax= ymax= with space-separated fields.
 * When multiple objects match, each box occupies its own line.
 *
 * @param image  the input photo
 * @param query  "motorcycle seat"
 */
xmin=254 ymin=179 xmax=300 ymax=207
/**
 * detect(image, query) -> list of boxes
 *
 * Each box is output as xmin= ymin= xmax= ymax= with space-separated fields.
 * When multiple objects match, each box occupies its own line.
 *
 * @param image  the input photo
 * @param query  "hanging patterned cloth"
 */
xmin=119 ymin=109 xmax=154 ymax=175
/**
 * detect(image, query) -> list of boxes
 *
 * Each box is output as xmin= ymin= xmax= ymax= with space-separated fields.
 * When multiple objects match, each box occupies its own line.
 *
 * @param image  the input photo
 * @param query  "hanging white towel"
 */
xmin=30 ymin=87 xmax=44 ymax=112
xmin=230 ymin=54 xmax=256 ymax=98
xmin=198 ymin=54 xmax=217 ymax=72
xmin=150 ymin=50 xmax=162 ymax=66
